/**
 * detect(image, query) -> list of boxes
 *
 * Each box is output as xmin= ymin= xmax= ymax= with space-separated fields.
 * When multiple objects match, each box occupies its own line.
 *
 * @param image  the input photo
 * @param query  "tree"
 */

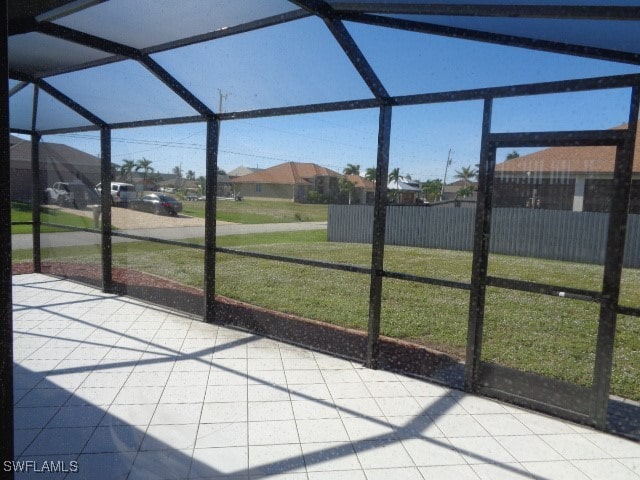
xmin=506 ymin=150 xmax=520 ymax=160
xmin=388 ymin=167 xmax=401 ymax=203
xmin=172 ymin=165 xmax=183 ymax=187
xmin=339 ymin=178 xmax=357 ymax=205
xmin=421 ymin=178 xmax=443 ymax=203
xmin=134 ymin=158 xmax=154 ymax=188
xmin=343 ymin=163 xmax=360 ymax=176
xmin=186 ymin=170 xmax=196 ymax=181
xmin=365 ymin=167 xmax=376 ymax=182
xmin=456 ymin=185 xmax=475 ymax=199
xmin=388 ymin=167 xmax=401 ymax=184
xmin=197 ymin=176 xmax=206 ymax=195
xmin=119 ymin=159 xmax=135 ymax=183
xmin=454 ymin=165 xmax=477 ymax=186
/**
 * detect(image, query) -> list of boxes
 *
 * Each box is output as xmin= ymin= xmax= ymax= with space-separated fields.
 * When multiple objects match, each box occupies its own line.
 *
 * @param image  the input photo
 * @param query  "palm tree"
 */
xmin=365 ymin=167 xmax=376 ymax=182
xmin=454 ymin=165 xmax=477 ymax=186
xmin=388 ymin=167 xmax=401 ymax=184
xmin=135 ymin=158 xmax=154 ymax=189
xmin=388 ymin=167 xmax=401 ymax=203
xmin=186 ymin=170 xmax=196 ymax=182
xmin=119 ymin=159 xmax=135 ymax=183
xmin=343 ymin=163 xmax=360 ymax=176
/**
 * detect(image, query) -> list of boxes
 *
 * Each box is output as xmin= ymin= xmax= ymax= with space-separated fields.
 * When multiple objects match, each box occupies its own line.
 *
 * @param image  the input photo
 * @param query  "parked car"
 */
xmin=95 ymin=182 xmax=137 ymax=206
xmin=44 ymin=182 xmax=98 ymax=209
xmin=130 ymin=194 xmax=182 ymax=216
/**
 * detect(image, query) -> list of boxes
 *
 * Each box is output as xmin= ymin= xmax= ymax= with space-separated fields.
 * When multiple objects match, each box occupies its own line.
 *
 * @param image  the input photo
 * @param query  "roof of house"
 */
xmin=496 ymin=124 xmax=640 ymax=174
xmin=388 ymin=178 xmax=421 ymax=192
xmin=344 ymin=174 xmax=375 ymax=190
xmin=10 ymin=136 xmax=101 ymax=168
xmin=231 ymin=162 xmax=341 ymax=185
xmin=228 ymin=166 xmax=263 ymax=177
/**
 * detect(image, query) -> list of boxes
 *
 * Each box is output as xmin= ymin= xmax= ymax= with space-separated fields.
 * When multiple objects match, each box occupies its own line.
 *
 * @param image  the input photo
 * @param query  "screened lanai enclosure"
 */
xmin=4 ymin=0 xmax=640 ymax=460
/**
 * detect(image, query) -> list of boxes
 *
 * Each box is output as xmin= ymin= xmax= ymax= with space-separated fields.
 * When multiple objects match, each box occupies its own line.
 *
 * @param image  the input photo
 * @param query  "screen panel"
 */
xmin=152 ymin=17 xmax=374 ymax=113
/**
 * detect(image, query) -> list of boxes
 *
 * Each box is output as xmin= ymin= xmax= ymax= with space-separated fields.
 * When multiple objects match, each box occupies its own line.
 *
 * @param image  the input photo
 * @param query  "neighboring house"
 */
xmin=231 ymin=162 xmax=343 ymax=203
xmin=344 ymin=174 xmax=375 ymax=205
xmin=441 ymin=179 xmax=478 ymax=202
xmin=227 ymin=166 xmax=263 ymax=178
xmin=10 ymin=135 xmax=102 ymax=202
xmin=494 ymin=125 xmax=640 ymax=213
xmin=387 ymin=177 xmax=422 ymax=204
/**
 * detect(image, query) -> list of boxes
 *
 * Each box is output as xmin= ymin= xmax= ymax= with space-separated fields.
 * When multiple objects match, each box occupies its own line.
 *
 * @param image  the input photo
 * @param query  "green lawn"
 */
xmin=182 ymin=198 xmax=328 ymax=223
xmin=11 ymin=202 xmax=96 ymax=234
xmin=12 ymin=230 xmax=640 ymax=401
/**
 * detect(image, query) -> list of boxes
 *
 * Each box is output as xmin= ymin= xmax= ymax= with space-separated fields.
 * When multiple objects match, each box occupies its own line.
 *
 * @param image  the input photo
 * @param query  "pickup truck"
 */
xmin=44 ymin=182 xmax=98 ymax=209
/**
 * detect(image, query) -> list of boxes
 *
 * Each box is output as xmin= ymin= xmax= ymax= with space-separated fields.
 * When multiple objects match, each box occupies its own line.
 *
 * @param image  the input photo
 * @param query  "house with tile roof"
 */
xmin=10 ymin=135 xmax=103 ymax=202
xmin=344 ymin=174 xmax=375 ymax=204
xmin=231 ymin=162 xmax=374 ymax=203
xmin=494 ymin=125 xmax=640 ymax=213
xmin=227 ymin=166 xmax=263 ymax=178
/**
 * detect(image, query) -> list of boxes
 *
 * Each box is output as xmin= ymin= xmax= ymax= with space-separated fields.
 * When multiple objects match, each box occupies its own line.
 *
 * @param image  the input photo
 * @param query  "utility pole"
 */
xmin=440 ymin=148 xmax=453 ymax=201
xmin=218 ymin=89 xmax=230 ymax=114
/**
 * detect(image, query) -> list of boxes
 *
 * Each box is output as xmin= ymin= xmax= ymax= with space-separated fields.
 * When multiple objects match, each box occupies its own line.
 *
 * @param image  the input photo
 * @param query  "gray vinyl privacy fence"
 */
xmin=328 ymin=205 xmax=640 ymax=268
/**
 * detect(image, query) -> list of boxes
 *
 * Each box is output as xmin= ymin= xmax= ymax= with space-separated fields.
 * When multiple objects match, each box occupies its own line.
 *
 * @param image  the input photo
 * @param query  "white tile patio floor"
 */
xmin=11 ymin=273 xmax=640 ymax=480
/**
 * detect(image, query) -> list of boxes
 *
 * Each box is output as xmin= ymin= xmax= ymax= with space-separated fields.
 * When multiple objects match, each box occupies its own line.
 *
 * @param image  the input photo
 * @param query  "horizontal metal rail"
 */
xmin=17 ymin=72 xmax=640 ymax=135
xmin=216 ymin=246 xmax=370 ymax=275
xmin=12 ymin=221 xmax=639 ymax=318
xmin=381 ymin=270 xmax=471 ymax=291
xmin=486 ymin=275 xmax=603 ymax=303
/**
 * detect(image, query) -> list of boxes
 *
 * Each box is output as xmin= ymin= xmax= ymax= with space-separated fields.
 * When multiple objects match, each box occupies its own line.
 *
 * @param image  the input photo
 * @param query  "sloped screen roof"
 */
xmin=7 ymin=1 xmax=640 ymax=133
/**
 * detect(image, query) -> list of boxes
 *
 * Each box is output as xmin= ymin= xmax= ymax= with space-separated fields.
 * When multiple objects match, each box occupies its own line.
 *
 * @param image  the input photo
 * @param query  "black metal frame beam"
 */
xmin=465 ymin=97 xmax=494 ymax=391
xmin=1 ymin=1 xmax=14 ymax=476
xmin=331 ymin=3 xmax=640 ymax=20
xmin=22 ymin=218 xmax=640 ymax=322
xmin=100 ymin=127 xmax=112 ymax=293
xmin=9 ymin=10 xmax=310 ymax=78
xmin=30 ymin=126 xmax=41 ymax=273
xmin=291 ymin=0 xmax=389 ymax=100
xmin=30 ymin=85 xmax=41 ymax=272
xmin=204 ymin=117 xmax=220 ymax=323
xmin=341 ymin=12 xmax=640 ymax=66
xmin=34 ymin=22 xmax=214 ymax=117
xmin=15 ymin=72 xmax=640 ymax=136
xmin=366 ymin=104 xmax=392 ymax=368
xmin=8 ymin=80 xmax=28 ymax=96
xmin=464 ymin=102 xmax=640 ymax=427
xmin=591 ymin=86 xmax=640 ymax=426
xmin=36 ymin=77 xmax=107 ymax=128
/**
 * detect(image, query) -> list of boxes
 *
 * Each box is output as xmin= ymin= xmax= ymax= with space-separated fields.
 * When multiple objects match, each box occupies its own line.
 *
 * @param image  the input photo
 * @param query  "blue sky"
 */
xmin=30 ymin=16 xmax=640 ymax=182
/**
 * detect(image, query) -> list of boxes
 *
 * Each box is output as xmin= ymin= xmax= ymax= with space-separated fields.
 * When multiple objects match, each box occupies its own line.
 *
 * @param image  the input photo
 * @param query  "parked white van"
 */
xmin=96 ymin=182 xmax=137 ymax=205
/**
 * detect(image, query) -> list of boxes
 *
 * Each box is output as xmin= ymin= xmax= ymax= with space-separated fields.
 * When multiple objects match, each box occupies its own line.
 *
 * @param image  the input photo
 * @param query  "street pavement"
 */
xmin=12 ymin=221 xmax=327 ymax=250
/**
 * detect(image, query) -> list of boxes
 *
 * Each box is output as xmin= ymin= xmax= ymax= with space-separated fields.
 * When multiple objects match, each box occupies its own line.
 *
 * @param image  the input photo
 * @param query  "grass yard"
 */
xmin=11 ymin=202 xmax=96 ymax=234
xmin=14 ymin=230 xmax=640 ymax=401
xmin=181 ymin=198 xmax=328 ymax=223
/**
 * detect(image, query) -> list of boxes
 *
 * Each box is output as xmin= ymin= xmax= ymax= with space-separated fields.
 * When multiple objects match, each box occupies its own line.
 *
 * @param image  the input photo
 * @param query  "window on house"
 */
xmin=256 ymin=184 xmax=262 ymax=193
